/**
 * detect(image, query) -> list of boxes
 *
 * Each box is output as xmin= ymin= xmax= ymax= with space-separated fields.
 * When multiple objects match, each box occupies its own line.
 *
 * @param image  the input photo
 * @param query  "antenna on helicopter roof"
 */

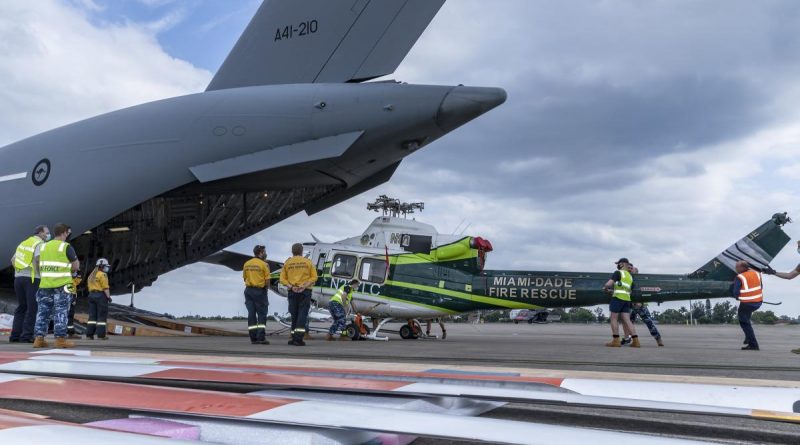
xmin=367 ymin=195 xmax=424 ymax=218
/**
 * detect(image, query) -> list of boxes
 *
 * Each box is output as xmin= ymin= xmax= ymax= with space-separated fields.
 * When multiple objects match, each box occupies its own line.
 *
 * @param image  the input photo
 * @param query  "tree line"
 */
xmin=480 ymin=299 xmax=795 ymax=325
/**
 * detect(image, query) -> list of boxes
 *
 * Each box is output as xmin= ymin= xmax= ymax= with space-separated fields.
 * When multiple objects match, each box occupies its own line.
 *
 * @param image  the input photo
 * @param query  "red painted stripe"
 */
xmin=0 ymin=352 xmax=38 ymax=365
xmin=160 ymin=361 xmax=565 ymax=387
xmin=142 ymin=368 xmax=410 ymax=391
xmin=0 ymin=377 xmax=296 ymax=417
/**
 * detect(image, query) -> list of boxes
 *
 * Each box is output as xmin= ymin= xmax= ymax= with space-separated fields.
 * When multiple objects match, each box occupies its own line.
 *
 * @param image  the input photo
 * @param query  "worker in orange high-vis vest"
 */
xmin=733 ymin=260 xmax=763 ymax=351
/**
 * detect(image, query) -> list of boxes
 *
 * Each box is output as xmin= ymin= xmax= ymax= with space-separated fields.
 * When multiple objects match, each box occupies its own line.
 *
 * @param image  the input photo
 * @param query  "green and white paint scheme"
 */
xmin=271 ymin=213 xmax=791 ymax=321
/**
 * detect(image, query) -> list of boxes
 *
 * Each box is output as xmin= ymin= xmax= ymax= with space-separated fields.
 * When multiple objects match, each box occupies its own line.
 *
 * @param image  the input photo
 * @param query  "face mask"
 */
xmin=102 ymin=266 xmax=111 ymax=273
xmin=44 ymin=233 xmax=52 ymax=241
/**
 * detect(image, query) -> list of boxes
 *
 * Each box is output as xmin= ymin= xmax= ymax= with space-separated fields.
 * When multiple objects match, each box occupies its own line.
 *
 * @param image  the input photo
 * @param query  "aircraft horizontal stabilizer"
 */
xmin=202 ymin=250 xmax=283 ymax=272
xmin=305 ymin=160 xmax=401 ymax=215
xmin=189 ymin=131 xmax=363 ymax=183
xmin=207 ymin=0 xmax=446 ymax=90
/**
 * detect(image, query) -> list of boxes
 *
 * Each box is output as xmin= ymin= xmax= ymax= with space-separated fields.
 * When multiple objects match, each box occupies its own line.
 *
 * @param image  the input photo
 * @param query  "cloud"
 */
xmin=141 ymin=6 xmax=188 ymax=33
xmin=0 ymin=0 xmax=210 ymax=145
xmin=4 ymin=0 xmax=800 ymax=319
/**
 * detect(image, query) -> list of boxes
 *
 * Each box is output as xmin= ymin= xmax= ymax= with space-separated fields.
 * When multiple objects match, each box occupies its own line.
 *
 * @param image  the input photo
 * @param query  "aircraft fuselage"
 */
xmin=0 ymin=83 xmax=505 ymax=293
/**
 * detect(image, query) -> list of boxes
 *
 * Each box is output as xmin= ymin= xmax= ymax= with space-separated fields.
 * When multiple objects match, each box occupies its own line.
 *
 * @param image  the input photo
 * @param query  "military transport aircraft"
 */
xmin=0 ymin=0 xmax=506 ymax=299
xmin=264 ymin=197 xmax=791 ymax=340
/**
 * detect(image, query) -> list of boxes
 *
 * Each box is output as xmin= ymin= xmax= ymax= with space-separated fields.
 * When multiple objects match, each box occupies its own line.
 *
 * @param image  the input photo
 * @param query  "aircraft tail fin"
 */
xmin=689 ymin=213 xmax=792 ymax=281
xmin=207 ymin=0 xmax=446 ymax=91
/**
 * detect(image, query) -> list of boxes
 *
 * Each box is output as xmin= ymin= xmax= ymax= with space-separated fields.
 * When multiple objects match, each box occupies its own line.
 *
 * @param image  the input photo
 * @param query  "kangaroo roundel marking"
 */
xmin=32 ymin=159 xmax=51 ymax=186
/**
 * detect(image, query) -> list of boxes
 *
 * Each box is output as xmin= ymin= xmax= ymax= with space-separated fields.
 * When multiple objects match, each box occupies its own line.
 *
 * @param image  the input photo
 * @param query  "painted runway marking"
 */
xmin=0 ymin=172 xmax=26 ymax=183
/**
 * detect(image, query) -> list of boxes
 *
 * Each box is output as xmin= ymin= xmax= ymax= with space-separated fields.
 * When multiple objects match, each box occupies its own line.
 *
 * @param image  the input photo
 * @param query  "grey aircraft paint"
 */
xmin=0 ymin=0 xmax=506 ymax=295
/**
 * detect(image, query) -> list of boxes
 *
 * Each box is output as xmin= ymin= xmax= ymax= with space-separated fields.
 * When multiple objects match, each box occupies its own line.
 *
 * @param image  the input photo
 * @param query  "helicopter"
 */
xmin=258 ymin=196 xmax=793 ymax=340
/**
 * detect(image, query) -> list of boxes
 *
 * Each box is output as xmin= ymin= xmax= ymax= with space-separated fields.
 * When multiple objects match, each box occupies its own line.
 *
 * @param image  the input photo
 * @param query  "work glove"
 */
xmin=762 ymin=266 xmax=777 ymax=275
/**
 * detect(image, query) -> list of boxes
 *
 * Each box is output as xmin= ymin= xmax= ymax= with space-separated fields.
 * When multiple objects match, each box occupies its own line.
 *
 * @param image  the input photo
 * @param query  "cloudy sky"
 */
xmin=2 ymin=0 xmax=800 ymax=318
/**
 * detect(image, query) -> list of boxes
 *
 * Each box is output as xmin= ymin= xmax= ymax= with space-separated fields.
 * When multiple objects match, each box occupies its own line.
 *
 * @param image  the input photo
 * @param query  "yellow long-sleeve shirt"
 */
xmin=243 ymin=257 xmax=270 ymax=288
xmin=88 ymin=271 xmax=109 ymax=292
xmin=279 ymin=256 xmax=317 ymax=288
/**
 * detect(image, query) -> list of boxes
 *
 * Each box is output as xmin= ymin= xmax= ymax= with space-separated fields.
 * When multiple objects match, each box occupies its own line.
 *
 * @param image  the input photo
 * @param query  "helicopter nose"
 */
xmin=435 ymin=86 xmax=507 ymax=133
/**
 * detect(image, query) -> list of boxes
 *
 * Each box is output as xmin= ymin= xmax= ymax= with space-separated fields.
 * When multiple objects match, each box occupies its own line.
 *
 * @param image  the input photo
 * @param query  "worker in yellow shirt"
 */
xmin=243 ymin=245 xmax=270 ymax=345
xmin=85 ymin=258 xmax=111 ymax=340
xmin=279 ymin=243 xmax=318 ymax=346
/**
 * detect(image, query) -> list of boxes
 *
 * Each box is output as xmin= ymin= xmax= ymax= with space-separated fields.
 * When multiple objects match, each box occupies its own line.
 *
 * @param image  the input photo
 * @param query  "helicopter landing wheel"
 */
xmin=399 ymin=323 xmax=419 ymax=339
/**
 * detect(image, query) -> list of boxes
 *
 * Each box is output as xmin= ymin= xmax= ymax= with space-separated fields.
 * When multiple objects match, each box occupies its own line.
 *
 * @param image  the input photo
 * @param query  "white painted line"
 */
xmin=31 ymin=349 xmax=91 ymax=357
xmin=561 ymin=378 xmax=800 ymax=413
xmin=0 ymin=172 xmax=26 ymax=183
xmin=0 ymin=373 xmax=32 ymax=384
xmin=255 ymin=400 xmax=712 ymax=444
xmin=0 ymin=425 xmax=197 ymax=444
xmin=0 ymin=360 xmax=174 ymax=378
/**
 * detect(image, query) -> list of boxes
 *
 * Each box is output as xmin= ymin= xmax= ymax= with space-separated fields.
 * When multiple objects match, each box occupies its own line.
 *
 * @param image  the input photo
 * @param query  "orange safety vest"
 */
xmin=736 ymin=270 xmax=763 ymax=303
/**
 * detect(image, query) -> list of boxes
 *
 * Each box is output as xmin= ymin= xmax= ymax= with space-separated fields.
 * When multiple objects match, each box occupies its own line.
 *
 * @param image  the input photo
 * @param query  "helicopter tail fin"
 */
xmin=689 ymin=213 xmax=791 ymax=281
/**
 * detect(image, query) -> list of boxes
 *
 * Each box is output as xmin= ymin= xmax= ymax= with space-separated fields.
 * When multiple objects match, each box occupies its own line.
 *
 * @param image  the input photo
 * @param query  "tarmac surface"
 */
xmin=3 ymin=322 xmax=797 ymax=380
xmin=2 ymin=322 xmax=800 ymax=444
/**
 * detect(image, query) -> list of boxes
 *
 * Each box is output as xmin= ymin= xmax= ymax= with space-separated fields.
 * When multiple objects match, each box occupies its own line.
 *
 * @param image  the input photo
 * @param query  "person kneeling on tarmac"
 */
xmin=327 ymin=279 xmax=359 ymax=341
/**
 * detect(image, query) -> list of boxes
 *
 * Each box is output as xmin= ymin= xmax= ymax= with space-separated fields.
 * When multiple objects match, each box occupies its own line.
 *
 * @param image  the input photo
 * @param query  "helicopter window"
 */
xmin=360 ymin=258 xmax=387 ymax=284
xmin=331 ymin=254 xmax=357 ymax=278
xmin=316 ymin=253 xmax=327 ymax=274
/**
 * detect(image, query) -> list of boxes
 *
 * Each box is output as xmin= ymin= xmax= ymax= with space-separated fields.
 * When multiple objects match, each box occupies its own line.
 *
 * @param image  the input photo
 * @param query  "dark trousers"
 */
xmin=11 ymin=277 xmax=39 ymax=341
xmin=738 ymin=302 xmax=761 ymax=347
xmin=67 ymin=295 xmax=76 ymax=335
xmin=244 ymin=287 xmax=268 ymax=342
xmin=288 ymin=289 xmax=311 ymax=341
xmin=631 ymin=306 xmax=661 ymax=339
xmin=86 ymin=292 xmax=109 ymax=338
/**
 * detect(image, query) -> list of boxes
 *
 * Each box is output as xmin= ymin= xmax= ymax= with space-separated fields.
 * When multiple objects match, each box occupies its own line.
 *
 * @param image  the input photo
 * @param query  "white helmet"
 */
xmin=96 ymin=258 xmax=109 ymax=267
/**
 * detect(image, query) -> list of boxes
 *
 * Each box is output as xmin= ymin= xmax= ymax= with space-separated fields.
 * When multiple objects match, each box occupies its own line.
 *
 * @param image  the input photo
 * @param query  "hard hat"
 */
xmin=615 ymin=258 xmax=630 ymax=265
xmin=96 ymin=258 xmax=110 ymax=267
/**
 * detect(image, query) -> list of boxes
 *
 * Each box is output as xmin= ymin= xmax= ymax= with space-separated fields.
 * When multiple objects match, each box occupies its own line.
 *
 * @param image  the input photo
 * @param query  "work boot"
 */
xmin=441 ymin=330 xmax=446 ymax=340
xmin=630 ymin=336 xmax=641 ymax=348
xmin=326 ymin=334 xmax=335 ymax=341
xmin=98 ymin=336 xmax=108 ymax=341
xmin=32 ymin=336 xmax=48 ymax=349
xmin=791 ymin=348 xmax=800 ymax=354
xmin=741 ymin=344 xmax=759 ymax=350
xmin=656 ymin=337 xmax=664 ymax=347
xmin=54 ymin=337 xmax=74 ymax=349
xmin=67 ymin=333 xmax=79 ymax=339
xmin=304 ymin=332 xmax=312 ymax=341
xmin=605 ymin=336 xmax=621 ymax=347
xmin=85 ymin=335 xmax=94 ymax=340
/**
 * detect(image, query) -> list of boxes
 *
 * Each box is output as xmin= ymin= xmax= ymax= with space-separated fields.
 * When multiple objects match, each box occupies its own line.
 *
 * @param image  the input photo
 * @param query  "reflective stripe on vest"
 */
xmin=14 ymin=236 xmax=43 ymax=273
xmin=613 ymin=269 xmax=633 ymax=301
xmin=330 ymin=286 xmax=352 ymax=305
xmin=39 ymin=240 xmax=72 ymax=289
xmin=737 ymin=270 xmax=763 ymax=303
